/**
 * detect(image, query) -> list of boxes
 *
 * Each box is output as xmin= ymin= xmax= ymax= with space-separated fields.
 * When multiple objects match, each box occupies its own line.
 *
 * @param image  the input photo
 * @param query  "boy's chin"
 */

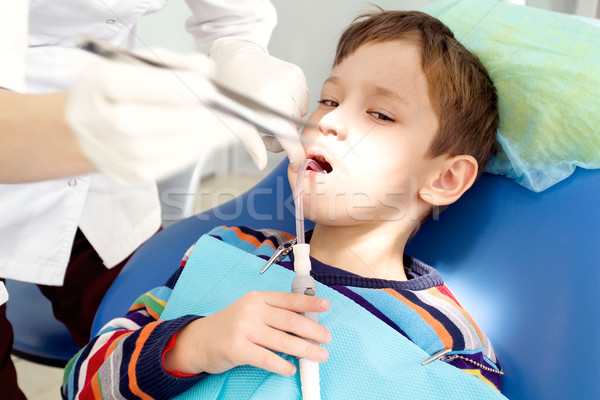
xmin=309 ymin=214 xmax=367 ymax=227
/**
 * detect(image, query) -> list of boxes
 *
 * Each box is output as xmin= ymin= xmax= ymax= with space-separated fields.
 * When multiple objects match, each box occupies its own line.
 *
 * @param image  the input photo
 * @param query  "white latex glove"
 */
xmin=66 ymin=48 xmax=265 ymax=184
xmin=210 ymin=37 xmax=309 ymax=172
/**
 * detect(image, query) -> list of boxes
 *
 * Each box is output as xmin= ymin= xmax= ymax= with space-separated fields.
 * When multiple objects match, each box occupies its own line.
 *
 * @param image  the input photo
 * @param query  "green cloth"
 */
xmin=424 ymin=0 xmax=600 ymax=191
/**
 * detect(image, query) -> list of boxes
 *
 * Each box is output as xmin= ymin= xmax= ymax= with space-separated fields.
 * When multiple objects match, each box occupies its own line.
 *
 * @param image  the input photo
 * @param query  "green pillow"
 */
xmin=423 ymin=0 xmax=600 ymax=191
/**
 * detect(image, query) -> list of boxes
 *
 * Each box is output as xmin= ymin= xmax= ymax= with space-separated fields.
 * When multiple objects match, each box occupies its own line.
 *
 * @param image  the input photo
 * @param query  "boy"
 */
xmin=62 ymin=9 xmax=502 ymax=399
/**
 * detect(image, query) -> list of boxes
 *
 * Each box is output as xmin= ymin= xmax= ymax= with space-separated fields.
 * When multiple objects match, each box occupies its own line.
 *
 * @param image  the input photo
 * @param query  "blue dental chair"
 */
xmin=92 ymin=160 xmax=600 ymax=400
xmin=6 ymin=279 xmax=80 ymax=366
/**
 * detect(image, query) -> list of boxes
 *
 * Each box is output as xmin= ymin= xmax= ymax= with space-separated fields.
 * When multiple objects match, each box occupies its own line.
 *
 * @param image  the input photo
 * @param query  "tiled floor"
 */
xmin=12 ymin=172 xmax=264 ymax=399
xmin=13 ymin=355 xmax=64 ymax=400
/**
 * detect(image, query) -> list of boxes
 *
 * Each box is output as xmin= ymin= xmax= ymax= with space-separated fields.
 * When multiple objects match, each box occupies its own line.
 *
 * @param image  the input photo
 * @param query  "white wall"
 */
xmin=139 ymin=1 xmax=194 ymax=53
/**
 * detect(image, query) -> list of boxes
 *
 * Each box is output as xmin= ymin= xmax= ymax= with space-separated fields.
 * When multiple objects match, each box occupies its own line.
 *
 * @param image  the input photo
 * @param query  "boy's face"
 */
xmin=289 ymin=40 xmax=441 ymax=226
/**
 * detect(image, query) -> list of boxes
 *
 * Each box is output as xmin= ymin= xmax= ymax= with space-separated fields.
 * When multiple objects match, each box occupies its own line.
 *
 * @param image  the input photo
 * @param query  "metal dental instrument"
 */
xmin=76 ymin=37 xmax=316 ymax=142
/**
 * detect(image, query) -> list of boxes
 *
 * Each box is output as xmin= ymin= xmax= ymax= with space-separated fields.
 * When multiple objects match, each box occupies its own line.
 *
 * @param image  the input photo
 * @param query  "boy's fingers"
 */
xmin=264 ymin=308 xmax=331 ymax=345
xmin=245 ymin=344 xmax=297 ymax=376
xmin=262 ymin=291 xmax=330 ymax=313
xmin=255 ymin=326 xmax=329 ymax=364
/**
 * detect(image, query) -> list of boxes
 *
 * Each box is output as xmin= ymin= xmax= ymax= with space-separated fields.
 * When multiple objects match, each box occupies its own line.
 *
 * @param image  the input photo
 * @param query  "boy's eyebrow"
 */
xmin=369 ymin=84 xmax=406 ymax=104
xmin=323 ymin=76 xmax=339 ymax=85
xmin=323 ymin=76 xmax=408 ymax=107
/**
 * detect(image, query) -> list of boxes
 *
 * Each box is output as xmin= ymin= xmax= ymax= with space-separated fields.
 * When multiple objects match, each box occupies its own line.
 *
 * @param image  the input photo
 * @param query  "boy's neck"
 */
xmin=308 ymin=222 xmax=412 ymax=281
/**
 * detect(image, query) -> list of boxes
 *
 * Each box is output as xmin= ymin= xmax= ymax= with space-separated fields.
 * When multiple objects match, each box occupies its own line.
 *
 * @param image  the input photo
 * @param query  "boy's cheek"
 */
xmin=301 ymin=108 xmax=328 ymax=137
xmin=300 ymin=125 xmax=319 ymax=142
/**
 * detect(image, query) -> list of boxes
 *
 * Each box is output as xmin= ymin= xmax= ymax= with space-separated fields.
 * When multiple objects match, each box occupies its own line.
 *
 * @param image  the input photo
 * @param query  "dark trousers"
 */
xmin=0 ymin=229 xmax=130 ymax=400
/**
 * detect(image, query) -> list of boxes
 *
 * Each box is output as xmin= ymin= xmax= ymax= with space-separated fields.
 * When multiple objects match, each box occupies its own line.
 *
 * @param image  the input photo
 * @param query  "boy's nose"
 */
xmin=317 ymin=108 xmax=347 ymax=141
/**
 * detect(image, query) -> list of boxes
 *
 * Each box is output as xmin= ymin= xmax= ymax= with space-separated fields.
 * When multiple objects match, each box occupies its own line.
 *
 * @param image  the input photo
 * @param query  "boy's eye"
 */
xmin=369 ymin=111 xmax=394 ymax=122
xmin=318 ymin=99 xmax=339 ymax=108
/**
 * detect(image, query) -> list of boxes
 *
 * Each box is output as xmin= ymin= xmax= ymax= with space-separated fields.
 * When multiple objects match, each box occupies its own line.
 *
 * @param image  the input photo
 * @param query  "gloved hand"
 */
xmin=210 ymin=37 xmax=309 ymax=172
xmin=65 ymin=48 xmax=269 ymax=184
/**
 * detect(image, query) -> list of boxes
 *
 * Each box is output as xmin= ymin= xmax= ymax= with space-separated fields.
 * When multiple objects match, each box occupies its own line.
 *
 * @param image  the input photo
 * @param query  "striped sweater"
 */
xmin=62 ymin=226 xmax=503 ymax=399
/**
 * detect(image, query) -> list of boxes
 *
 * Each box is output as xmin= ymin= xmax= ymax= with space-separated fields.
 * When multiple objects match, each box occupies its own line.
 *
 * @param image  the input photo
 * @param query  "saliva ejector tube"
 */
xmin=292 ymin=158 xmax=325 ymax=400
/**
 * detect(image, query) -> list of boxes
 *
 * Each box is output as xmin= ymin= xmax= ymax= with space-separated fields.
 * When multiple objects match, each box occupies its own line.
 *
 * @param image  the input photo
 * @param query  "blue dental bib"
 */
xmin=161 ymin=234 xmax=507 ymax=400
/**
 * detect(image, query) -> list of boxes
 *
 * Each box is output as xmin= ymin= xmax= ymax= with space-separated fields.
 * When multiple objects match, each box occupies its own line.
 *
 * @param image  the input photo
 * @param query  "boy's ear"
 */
xmin=419 ymin=155 xmax=478 ymax=206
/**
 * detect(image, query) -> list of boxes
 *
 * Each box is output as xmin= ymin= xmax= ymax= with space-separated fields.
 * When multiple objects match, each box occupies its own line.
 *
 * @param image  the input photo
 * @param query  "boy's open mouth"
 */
xmin=308 ymin=154 xmax=333 ymax=174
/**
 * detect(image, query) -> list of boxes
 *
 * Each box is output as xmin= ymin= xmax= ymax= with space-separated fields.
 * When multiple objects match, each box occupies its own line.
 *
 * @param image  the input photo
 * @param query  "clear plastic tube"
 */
xmin=293 ymin=158 xmax=325 ymax=400
xmin=295 ymin=159 xmax=324 ymax=243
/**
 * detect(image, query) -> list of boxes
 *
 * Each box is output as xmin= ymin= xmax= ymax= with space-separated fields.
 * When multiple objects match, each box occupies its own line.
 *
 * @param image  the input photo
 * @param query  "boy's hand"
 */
xmin=163 ymin=291 xmax=331 ymax=376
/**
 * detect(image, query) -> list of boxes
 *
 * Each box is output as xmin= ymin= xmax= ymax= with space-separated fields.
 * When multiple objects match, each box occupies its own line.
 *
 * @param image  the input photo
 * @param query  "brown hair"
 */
xmin=334 ymin=9 xmax=499 ymax=179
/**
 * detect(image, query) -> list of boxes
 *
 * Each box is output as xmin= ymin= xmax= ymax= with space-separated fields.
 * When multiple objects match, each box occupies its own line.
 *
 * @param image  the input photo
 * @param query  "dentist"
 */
xmin=0 ymin=2 xmax=308 ymax=399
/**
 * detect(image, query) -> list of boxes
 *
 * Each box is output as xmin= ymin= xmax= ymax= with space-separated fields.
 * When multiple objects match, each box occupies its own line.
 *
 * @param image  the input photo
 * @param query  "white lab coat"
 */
xmin=0 ymin=0 xmax=276 ymax=285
